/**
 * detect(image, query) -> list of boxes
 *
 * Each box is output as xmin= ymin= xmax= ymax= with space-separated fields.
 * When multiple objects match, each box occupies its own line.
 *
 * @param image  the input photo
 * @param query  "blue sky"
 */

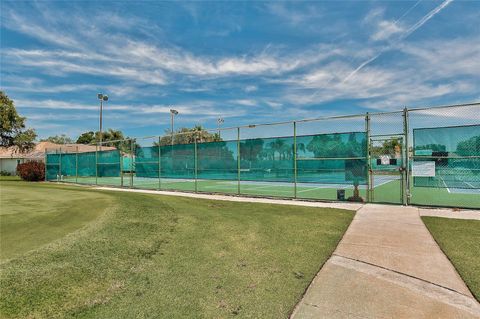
xmin=1 ymin=0 xmax=479 ymax=140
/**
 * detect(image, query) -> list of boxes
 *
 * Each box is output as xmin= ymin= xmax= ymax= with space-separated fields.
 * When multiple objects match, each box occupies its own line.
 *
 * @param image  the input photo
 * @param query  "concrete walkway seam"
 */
xmin=330 ymin=255 xmax=480 ymax=316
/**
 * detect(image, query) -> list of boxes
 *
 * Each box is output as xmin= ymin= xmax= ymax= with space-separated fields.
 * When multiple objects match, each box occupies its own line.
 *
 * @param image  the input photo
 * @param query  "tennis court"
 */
xmin=46 ymin=103 xmax=480 ymax=209
xmin=59 ymin=173 xmax=397 ymax=200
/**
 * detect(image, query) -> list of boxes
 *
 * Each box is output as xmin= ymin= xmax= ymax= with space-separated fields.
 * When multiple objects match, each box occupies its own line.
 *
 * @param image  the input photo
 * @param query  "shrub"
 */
xmin=17 ymin=161 xmax=45 ymax=181
xmin=0 ymin=170 xmax=12 ymax=176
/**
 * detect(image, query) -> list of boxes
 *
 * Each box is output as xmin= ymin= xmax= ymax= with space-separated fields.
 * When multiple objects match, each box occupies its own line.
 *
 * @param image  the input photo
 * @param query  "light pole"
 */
xmin=170 ymin=108 xmax=178 ymax=145
xmin=97 ymin=93 xmax=108 ymax=149
xmin=217 ymin=117 xmax=224 ymax=139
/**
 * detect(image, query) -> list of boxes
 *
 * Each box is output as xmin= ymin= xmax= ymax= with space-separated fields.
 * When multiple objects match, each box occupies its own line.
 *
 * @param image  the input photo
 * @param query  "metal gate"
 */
xmin=368 ymin=136 xmax=406 ymax=204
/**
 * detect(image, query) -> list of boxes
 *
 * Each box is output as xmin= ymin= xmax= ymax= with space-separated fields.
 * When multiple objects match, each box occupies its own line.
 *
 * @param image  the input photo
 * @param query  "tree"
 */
xmin=76 ymin=131 xmax=95 ymax=144
xmin=41 ymin=134 xmax=74 ymax=144
xmin=0 ymin=91 xmax=37 ymax=151
xmin=76 ymin=129 xmax=135 ymax=154
xmin=156 ymin=125 xmax=221 ymax=146
xmin=371 ymin=138 xmax=402 ymax=157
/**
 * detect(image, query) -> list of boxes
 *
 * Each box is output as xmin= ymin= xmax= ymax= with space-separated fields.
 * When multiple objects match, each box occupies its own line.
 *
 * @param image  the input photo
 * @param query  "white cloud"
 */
xmin=230 ymin=99 xmax=257 ymax=107
xmin=244 ymin=85 xmax=258 ymax=92
xmin=14 ymin=99 xmax=132 ymax=111
xmin=266 ymin=3 xmax=323 ymax=25
xmin=344 ymin=0 xmax=453 ymax=82
xmin=265 ymin=101 xmax=282 ymax=109
xmin=3 ymin=84 xmax=97 ymax=94
xmin=272 ymin=36 xmax=479 ymax=110
xmin=371 ymin=20 xmax=405 ymax=41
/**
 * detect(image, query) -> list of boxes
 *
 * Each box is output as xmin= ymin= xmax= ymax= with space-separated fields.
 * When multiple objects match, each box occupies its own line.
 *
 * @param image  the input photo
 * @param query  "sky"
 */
xmin=1 ymin=0 xmax=479 ymax=140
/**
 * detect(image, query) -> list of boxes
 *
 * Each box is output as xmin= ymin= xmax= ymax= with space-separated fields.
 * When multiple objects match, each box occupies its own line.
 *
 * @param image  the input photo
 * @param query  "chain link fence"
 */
xmin=45 ymin=103 xmax=480 ymax=209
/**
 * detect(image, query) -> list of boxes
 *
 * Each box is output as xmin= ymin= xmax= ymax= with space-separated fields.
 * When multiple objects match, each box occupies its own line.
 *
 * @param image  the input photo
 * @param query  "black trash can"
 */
xmin=337 ymin=189 xmax=346 ymax=201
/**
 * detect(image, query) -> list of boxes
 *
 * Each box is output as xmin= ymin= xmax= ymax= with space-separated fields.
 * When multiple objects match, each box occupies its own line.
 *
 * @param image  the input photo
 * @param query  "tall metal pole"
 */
xmin=97 ymin=94 xmax=108 ymax=151
xmin=237 ymin=127 xmax=241 ymax=195
xmin=99 ymin=99 xmax=103 ymax=149
xmin=403 ymin=107 xmax=410 ymax=205
xmin=365 ymin=113 xmax=371 ymax=202
xmin=293 ymin=121 xmax=297 ymax=199
xmin=171 ymin=112 xmax=174 ymax=146
xmin=217 ymin=117 xmax=224 ymax=139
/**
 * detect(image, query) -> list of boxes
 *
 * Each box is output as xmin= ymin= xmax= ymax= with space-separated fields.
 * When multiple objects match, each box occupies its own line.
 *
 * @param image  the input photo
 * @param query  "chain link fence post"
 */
xmin=95 ymin=144 xmax=98 ymax=185
xmin=59 ymin=147 xmax=62 ymax=182
xmin=293 ymin=121 xmax=297 ymax=199
xmin=365 ymin=113 xmax=371 ymax=202
xmin=237 ymin=127 xmax=241 ymax=195
xmin=158 ymin=136 xmax=162 ymax=190
xmin=194 ymin=135 xmax=198 ymax=193
xmin=130 ymin=139 xmax=135 ymax=188
xmin=75 ymin=146 xmax=79 ymax=184
xmin=403 ymin=107 xmax=410 ymax=205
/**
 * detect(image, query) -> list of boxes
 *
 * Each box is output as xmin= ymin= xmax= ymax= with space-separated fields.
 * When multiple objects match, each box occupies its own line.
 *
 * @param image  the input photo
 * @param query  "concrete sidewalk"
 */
xmin=291 ymin=204 xmax=480 ymax=319
xmin=95 ymin=186 xmax=364 ymax=211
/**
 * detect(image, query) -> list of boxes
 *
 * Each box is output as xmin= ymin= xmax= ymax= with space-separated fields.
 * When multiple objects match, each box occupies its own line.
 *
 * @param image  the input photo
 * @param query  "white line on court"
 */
xmin=297 ymin=187 xmax=325 ymax=193
xmin=441 ymin=178 xmax=451 ymax=193
xmin=372 ymin=175 xmax=400 ymax=188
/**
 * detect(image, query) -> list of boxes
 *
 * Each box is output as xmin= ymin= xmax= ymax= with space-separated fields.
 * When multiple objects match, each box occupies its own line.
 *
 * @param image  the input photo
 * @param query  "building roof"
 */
xmin=0 ymin=142 xmax=116 ymax=159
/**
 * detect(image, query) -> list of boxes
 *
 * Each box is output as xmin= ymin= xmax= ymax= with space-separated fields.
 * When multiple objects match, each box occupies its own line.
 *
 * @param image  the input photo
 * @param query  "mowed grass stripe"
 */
xmin=422 ymin=216 xmax=480 ymax=302
xmin=0 ymin=182 xmax=113 ymax=261
xmin=0 ymin=180 xmax=354 ymax=318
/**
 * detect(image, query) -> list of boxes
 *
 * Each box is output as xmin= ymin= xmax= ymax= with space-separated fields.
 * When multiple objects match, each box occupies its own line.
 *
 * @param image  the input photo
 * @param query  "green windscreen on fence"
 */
xmin=46 ymin=131 xmax=368 ymax=186
xmin=46 ymin=153 xmax=60 ymax=180
xmin=136 ymin=146 xmax=159 ymax=178
xmin=78 ymin=151 xmax=96 ymax=177
xmin=296 ymin=132 xmax=367 ymax=184
xmin=160 ymin=143 xmax=195 ymax=179
xmin=60 ymin=153 xmax=76 ymax=178
xmin=197 ymin=140 xmax=238 ymax=180
xmin=97 ymin=149 xmax=121 ymax=177
xmin=413 ymin=124 xmax=480 ymax=189
xmin=240 ymin=136 xmax=294 ymax=182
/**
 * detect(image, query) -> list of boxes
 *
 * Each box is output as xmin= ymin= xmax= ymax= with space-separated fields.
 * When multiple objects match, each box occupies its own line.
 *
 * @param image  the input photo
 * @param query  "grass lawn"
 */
xmin=0 ymin=179 xmax=354 ymax=318
xmin=1 ymin=181 xmax=112 ymax=260
xmin=422 ymin=216 xmax=480 ymax=301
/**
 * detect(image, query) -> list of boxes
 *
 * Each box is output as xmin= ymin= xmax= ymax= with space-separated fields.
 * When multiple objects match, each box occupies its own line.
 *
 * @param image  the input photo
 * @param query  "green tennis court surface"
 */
xmin=57 ymin=175 xmax=480 ymax=208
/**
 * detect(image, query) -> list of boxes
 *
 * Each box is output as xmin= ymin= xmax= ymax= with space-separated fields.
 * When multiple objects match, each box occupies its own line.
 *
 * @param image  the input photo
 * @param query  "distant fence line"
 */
xmin=45 ymin=102 xmax=480 ymax=209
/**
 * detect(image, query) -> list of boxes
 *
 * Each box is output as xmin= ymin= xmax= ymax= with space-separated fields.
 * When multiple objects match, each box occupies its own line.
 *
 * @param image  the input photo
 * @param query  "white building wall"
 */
xmin=0 ymin=158 xmax=24 ymax=175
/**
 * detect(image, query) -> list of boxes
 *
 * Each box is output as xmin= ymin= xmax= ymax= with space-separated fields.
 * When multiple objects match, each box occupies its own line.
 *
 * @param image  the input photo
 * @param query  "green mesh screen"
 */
xmin=97 ymin=149 xmax=121 ymax=177
xmin=413 ymin=124 xmax=480 ymax=189
xmin=46 ymin=153 xmax=60 ymax=180
xmin=135 ymin=146 xmax=159 ymax=178
xmin=60 ymin=153 xmax=76 ymax=177
xmin=197 ymin=140 xmax=238 ymax=180
xmin=160 ymin=143 xmax=195 ymax=179
xmin=78 ymin=151 xmax=96 ymax=177
xmin=123 ymin=157 xmax=133 ymax=172
xmin=239 ymin=137 xmax=294 ymax=182
xmin=296 ymin=132 xmax=367 ymax=184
